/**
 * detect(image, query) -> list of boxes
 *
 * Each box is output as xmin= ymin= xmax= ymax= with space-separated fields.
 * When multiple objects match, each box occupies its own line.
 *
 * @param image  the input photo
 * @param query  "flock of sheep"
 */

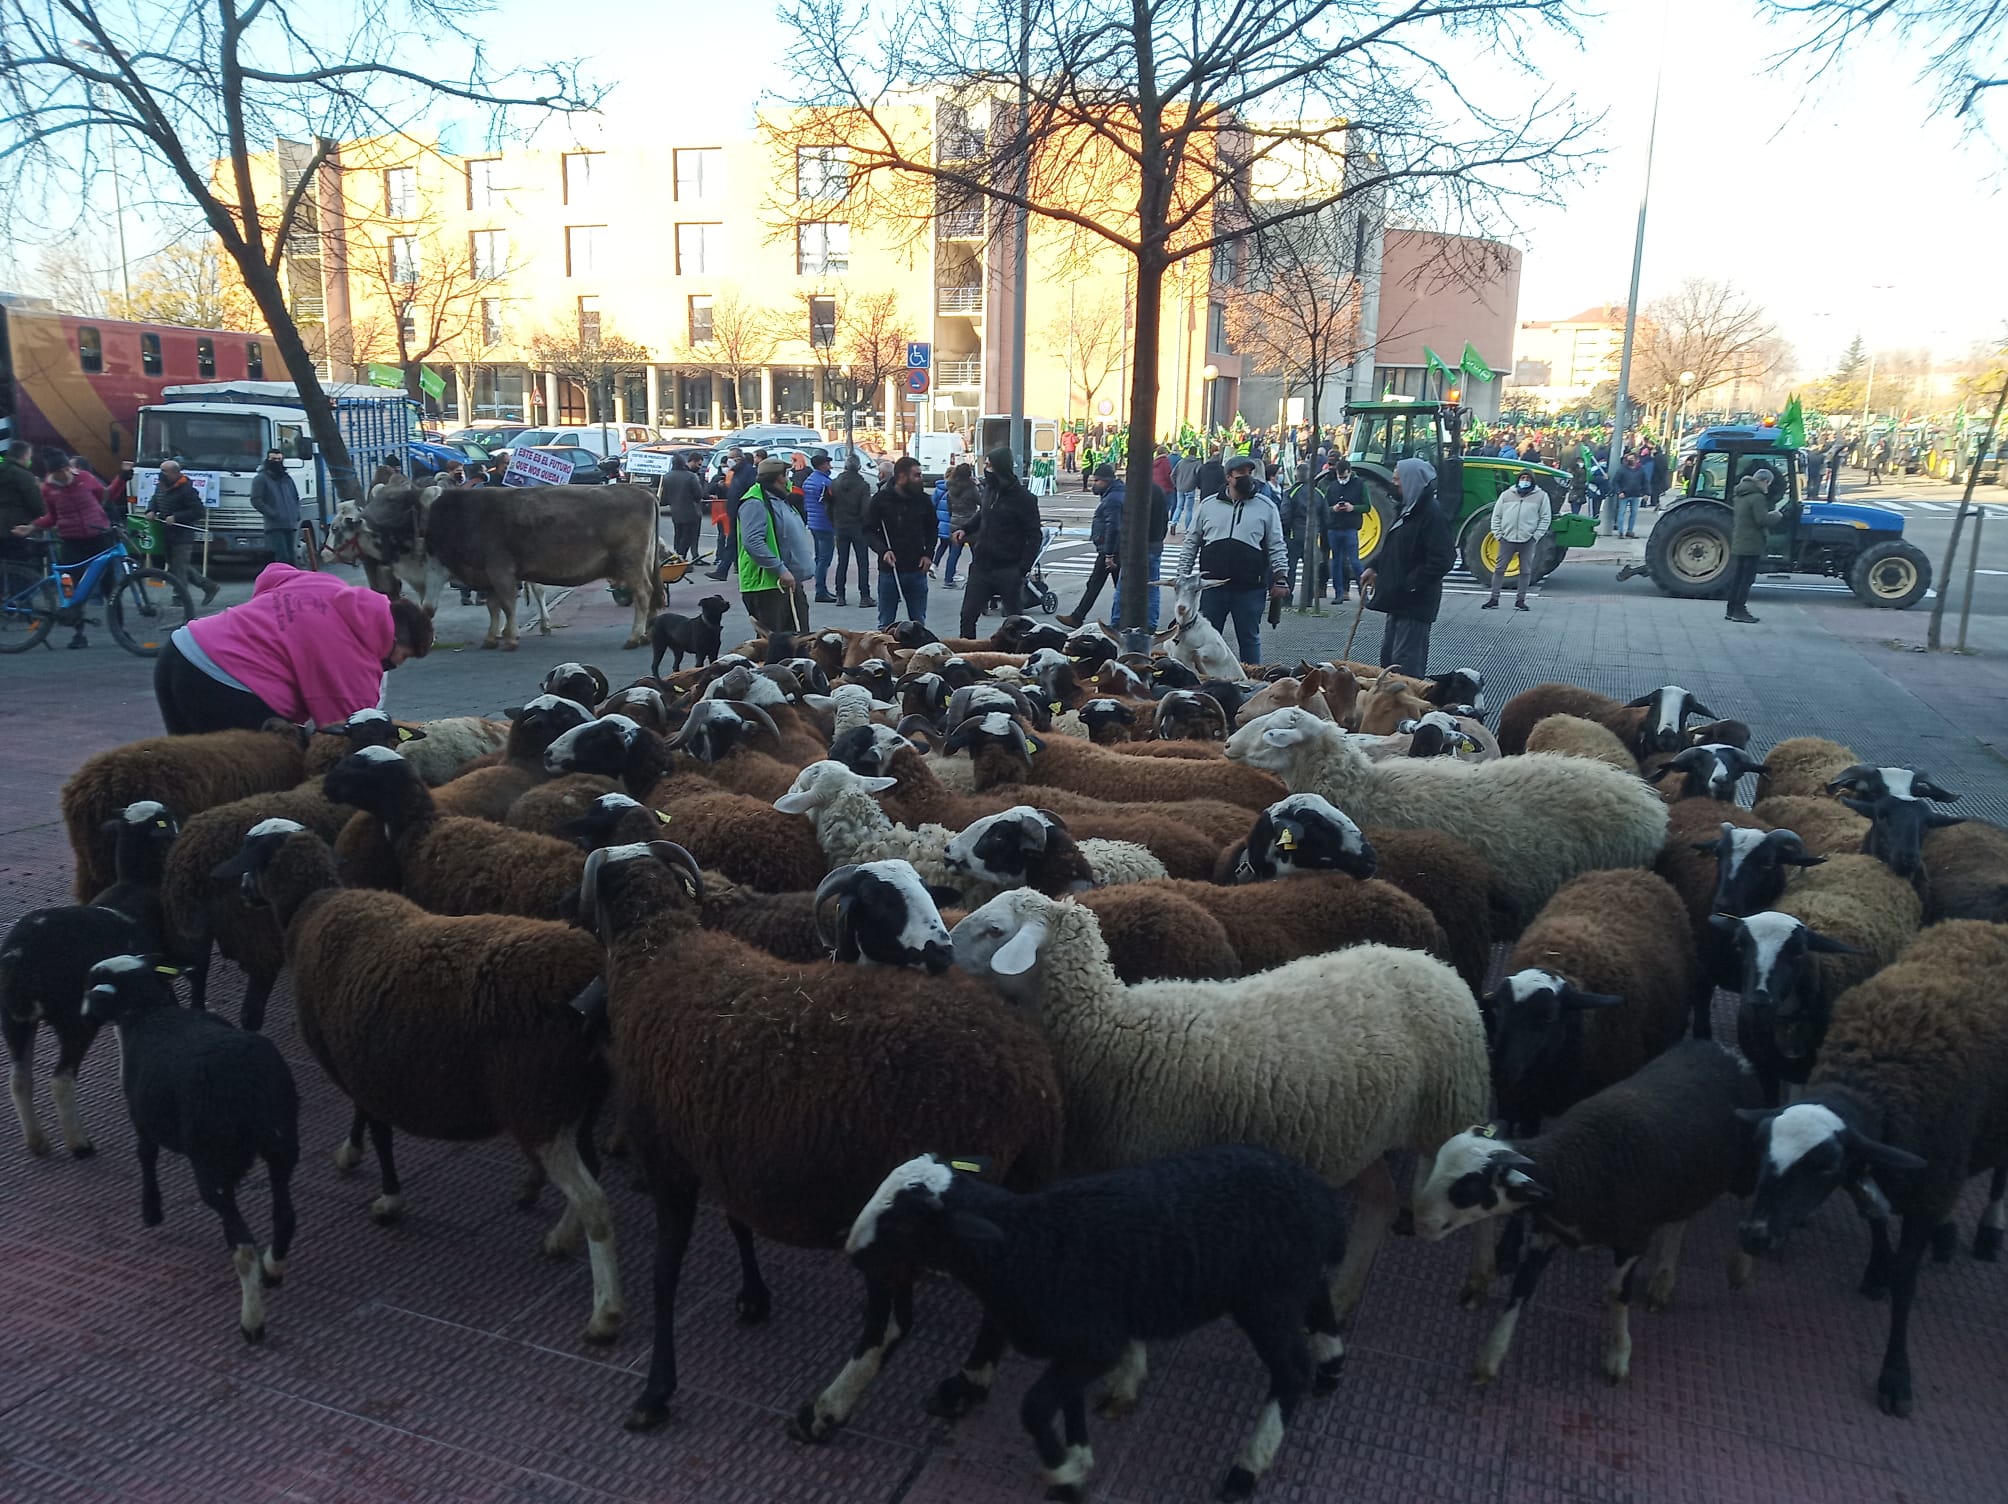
xmin=7 ymin=610 xmax=2008 ymax=1503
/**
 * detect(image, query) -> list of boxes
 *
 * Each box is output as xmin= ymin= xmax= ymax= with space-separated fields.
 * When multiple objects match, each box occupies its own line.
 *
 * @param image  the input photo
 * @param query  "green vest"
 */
xmin=736 ymin=484 xmax=781 ymax=593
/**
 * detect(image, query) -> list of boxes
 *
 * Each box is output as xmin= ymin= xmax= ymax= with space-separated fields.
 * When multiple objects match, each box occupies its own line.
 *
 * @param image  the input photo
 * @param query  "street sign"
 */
xmin=504 ymin=447 xmax=576 ymax=486
xmin=906 ymin=368 xmax=931 ymax=394
xmin=907 ymin=342 xmax=931 ymax=369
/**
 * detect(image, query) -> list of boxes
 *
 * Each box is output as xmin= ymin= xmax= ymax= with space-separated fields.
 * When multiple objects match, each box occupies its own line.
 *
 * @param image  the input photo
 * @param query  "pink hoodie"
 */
xmin=185 ymin=564 xmax=394 ymax=726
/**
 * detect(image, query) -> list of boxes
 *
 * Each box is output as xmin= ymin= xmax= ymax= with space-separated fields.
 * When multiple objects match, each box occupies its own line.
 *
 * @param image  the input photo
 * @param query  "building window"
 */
xmin=399 ymin=309 xmax=419 ymax=345
xmin=385 ymin=167 xmax=417 ymax=218
xmin=674 ymin=223 xmax=718 ymax=276
xmin=565 ymin=225 xmax=604 ymax=278
xmin=197 ymin=337 xmax=216 ymax=378
xmin=466 ymin=158 xmax=501 ymax=210
xmin=674 ymin=148 xmax=720 ymax=202
xmin=481 ymin=298 xmax=504 ymax=347
xmin=577 ymin=295 xmax=601 ymax=344
xmin=688 ymin=295 xmax=714 ymax=344
xmin=809 ymin=296 xmax=837 ymax=348
xmin=78 ymin=326 xmax=103 ymax=374
xmin=796 ymin=222 xmax=849 ymax=276
xmin=141 ymin=332 xmax=162 ymax=376
xmin=563 ymin=151 xmax=603 ymax=203
xmin=797 ymin=147 xmax=849 ymax=202
xmin=470 ymin=229 xmax=507 ymax=280
xmin=1207 ymin=299 xmax=1229 ymax=353
xmin=245 ymin=340 xmax=263 ymax=379
xmin=390 ymin=235 xmax=420 ymax=284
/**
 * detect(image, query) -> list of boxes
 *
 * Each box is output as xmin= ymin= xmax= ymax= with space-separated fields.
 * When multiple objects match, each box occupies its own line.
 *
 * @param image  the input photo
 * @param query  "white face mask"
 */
xmin=1515 ymin=481 xmax=1534 ymax=494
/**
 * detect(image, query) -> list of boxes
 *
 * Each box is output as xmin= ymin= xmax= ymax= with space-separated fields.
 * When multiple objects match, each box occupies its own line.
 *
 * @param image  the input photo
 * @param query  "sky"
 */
xmin=11 ymin=0 xmax=2003 ymax=377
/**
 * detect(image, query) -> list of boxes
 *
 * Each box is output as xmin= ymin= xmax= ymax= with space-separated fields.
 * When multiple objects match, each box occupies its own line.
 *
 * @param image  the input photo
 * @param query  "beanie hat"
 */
xmin=987 ymin=445 xmax=1017 ymax=478
xmin=756 ymin=457 xmax=789 ymax=482
xmin=1092 ymin=462 xmax=1117 ymax=481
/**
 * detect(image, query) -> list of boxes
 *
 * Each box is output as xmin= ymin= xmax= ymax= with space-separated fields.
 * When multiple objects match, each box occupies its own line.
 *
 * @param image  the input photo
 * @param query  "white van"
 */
xmin=502 ymin=423 xmax=656 ymax=461
xmin=914 ymin=431 xmax=968 ymax=483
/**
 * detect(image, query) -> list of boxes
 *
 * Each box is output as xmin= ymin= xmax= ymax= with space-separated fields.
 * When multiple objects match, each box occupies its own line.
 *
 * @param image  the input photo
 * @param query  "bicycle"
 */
xmin=0 ymin=521 xmax=197 ymax=657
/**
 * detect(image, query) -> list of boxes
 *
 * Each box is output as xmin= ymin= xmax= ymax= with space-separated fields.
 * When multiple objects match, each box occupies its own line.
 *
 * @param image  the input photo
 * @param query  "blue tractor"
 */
xmin=1642 ymin=426 xmax=1932 ymax=609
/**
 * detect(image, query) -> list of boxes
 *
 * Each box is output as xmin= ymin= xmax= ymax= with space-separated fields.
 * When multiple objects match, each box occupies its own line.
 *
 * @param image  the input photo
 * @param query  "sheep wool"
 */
xmin=1755 ymin=736 xmax=1859 ymax=804
xmin=1524 ymin=714 xmax=1638 ymax=774
xmin=1751 ymin=795 xmax=1870 ymax=859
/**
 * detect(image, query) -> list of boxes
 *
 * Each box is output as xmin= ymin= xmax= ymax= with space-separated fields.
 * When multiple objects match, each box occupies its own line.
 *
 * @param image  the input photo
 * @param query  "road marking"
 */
xmin=1908 ymin=503 xmax=1951 ymax=513
xmin=1974 ymin=569 xmax=2008 ymax=577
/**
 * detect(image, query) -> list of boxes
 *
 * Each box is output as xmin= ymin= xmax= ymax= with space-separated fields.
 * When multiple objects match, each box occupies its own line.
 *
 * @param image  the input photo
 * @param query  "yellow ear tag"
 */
xmin=653 ymin=810 xmax=673 ymax=825
xmin=947 ymin=1159 xmax=983 ymax=1173
xmin=1050 ymin=701 xmax=1061 ymax=712
xmin=1475 ymin=1123 xmax=1497 ymax=1139
xmin=154 ymin=965 xmax=181 ymax=977
xmin=669 ymin=685 xmax=684 ymax=695
xmin=1275 ymin=829 xmax=1297 ymax=851
xmin=397 ymin=727 xmax=415 ymax=742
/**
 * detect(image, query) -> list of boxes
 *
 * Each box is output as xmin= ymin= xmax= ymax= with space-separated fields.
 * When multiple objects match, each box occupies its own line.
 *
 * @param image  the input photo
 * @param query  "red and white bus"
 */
xmin=0 ymin=296 xmax=268 ymax=475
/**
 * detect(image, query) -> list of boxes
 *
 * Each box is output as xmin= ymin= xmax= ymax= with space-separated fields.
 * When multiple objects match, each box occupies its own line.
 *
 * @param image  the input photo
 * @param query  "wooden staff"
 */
xmin=1341 ymin=589 xmax=1369 ymax=660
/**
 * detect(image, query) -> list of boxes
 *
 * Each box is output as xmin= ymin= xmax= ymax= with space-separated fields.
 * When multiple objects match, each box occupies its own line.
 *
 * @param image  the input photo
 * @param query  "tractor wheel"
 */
xmin=1645 ymin=503 xmax=1735 ymax=599
xmin=1461 ymin=511 xmax=1558 ymax=587
xmin=1355 ymin=480 xmax=1393 ymax=567
xmin=1848 ymin=540 xmax=1931 ymax=609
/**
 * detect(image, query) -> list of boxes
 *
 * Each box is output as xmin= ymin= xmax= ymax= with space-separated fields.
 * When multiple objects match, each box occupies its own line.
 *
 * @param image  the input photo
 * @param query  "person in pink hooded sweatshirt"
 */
xmin=153 ymin=563 xmax=434 ymax=735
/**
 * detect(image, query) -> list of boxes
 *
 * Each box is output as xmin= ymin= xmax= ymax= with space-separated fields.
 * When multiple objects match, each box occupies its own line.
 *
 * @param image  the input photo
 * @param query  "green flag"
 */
xmin=1460 ymin=342 xmax=1496 ymax=383
xmin=418 ymin=366 xmax=446 ymax=402
xmin=1424 ymin=347 xmax=1452 ymax=381
xmin=1778 ymin=395 xmax=1806 ymax=448
xmin=364 ymin=362 xmax=403 ymax=390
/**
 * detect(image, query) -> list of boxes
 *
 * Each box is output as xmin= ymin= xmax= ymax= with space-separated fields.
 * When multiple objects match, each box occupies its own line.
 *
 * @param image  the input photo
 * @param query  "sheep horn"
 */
xmin=943 ymin=715 xmax=989 ymax=753
xmin=649 ymin=840 xmax=705 ymax=902
xmin=722 ymin=700 xmax=781 ymax=743
xmin=579 ymin=847 xmax=609 ymax=928
xmin=1686 ymin=696 xmax=1718 ymax=719
xmin=663 ymin=701 xmax=708 ymax=750
xmin=1824 ymin=764 xmax=1883 ymax=795
xmin=896 ymin=711 xmax=944 ymax=741
xmin=813 ymin=864 xmax=861 ymax=950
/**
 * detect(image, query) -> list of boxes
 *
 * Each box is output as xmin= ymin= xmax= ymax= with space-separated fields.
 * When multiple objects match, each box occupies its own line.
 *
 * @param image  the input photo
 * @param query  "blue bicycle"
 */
xmin=0 ymin=525 xmax=196 ymax=657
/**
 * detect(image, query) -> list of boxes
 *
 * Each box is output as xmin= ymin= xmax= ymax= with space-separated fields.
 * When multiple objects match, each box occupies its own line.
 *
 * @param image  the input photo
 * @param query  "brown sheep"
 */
xmin=1920 ymin=822 xmax=2008 ymax=924
xmin=1752 ymin=794 xmax=1870 ymax=858
xmin=1753 ymin=736 xmax=1858 ymax=803
xmin=945 ymin=710 xmax=1286 ymax=811
xmin=504 ymin=775 xmax=623 ymax=837
xmin=62 ymin=722 xmax=308 ymax=901
xmin=1495 ymin=683 xmax=1718 ymax=759
xmin=1656 ymin=798 xmax=1772 ymax=949
xmin=1525 ymin=713 xmax=1638 ymax=773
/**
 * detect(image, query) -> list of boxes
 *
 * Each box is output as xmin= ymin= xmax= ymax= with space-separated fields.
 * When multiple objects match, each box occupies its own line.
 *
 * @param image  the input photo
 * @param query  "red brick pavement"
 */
xmin=4 ymin=672 xmax=2008 ymax=1504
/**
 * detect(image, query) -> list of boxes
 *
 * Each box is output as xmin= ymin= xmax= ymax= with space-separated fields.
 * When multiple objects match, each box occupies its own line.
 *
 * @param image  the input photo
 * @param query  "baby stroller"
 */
xmin=1025 ymin=525 xmax=1062 ymax=615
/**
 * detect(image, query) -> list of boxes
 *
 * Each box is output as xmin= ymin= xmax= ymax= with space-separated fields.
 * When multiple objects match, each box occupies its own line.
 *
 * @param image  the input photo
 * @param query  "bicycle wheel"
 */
xmin=106 ymin=568 xmax=196 ymax=657
xmin=0 ymin=562 xmax=57 ymax=653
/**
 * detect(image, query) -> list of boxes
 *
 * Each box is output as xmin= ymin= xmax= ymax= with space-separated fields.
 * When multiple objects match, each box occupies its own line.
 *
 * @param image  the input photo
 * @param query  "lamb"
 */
xmin=846 ymin=1147 xmax=1347 ymax=1504
xmin=1711 ymin=853 xmax=1924 ymax=1105
xmin=1754 ymin=735 xmax=1859 ymax=803
xmin=2 ymin=905 xmax=146 ymax=1157
xmin=1488 ymin=870 xmax=1700 ymax=1132
xmin=1231 ymin=793 xmax=1503 ymax=995
xmin=1524 ymin=713 xmax=1643 ymax=773
xmin=1225 ymin=707 xmax=1668 ymax=924
xmin=948 ymin=710 xmax=1287 ymax=811
xmin=80 ymin=956 xmax=299 ymax=1343
xmin=1649 ymin=742 xmax=1770 ymax=803
xmin=324 ymin=747 xmax=586 ymax=918
xmin=950 ymin=888 xmax=1489 ymax=1342
xmin=1495 ymin=683 xmax=1718 ymax=759
xmin=1414 ymin=1040 xmax=1766 ymax=1385
xmin=1737 ymin=920 xmax=2008 ymax=1416
xmin=1751 ymin=794 xmax=1870 ymax=858
xmin=61 ymin=721 xmax=308 ymax=900
xmin=220 ymin=821 xmax=620 ymax=1342
xmin=574 ymin=842 xmax=1064 ymax=1438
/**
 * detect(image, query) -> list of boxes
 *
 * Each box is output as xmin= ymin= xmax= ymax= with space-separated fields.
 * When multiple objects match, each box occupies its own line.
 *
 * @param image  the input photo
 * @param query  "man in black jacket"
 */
xmin=954 ymin=446 xmax=1042 ymax=637
xmin=864 ymin=455 xmax=937 ymax=629
xmin=147 ymin=460 xmax=219 ymax=603
xmin=656 ymin=454 xmax=705 ymax=561
xmin=1195 ymin=447 xmax=1228 ymax=503
xmin=1362 ymin=456 xmax=1452 ymax=675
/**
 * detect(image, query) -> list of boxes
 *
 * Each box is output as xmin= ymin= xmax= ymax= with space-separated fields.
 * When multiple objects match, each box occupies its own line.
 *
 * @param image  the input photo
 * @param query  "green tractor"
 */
xmin=1343 ymin=399 xmax=1597 ymax=585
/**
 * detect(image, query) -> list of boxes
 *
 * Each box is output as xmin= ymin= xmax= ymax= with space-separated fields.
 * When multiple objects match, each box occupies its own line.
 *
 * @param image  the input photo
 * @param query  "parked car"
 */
xmin=698 ymin=438 xmax=881 ymax=484
xmin=492 ymin=423 xmax=656 ymax=464
xmin=443 ymin=425 xmax=529 ymax=456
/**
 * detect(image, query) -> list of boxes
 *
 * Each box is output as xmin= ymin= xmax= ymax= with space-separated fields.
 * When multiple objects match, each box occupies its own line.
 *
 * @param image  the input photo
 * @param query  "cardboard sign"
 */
xmin=134 ymin=468 xmax=224 ymax=509
xmin=504 ymin=447 xmax=576 ymax=487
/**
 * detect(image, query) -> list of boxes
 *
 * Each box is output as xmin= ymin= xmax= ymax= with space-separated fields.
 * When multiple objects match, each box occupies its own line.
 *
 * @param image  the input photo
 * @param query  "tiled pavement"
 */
xmin=5 ymin=512 xmax=2008 ymax=1502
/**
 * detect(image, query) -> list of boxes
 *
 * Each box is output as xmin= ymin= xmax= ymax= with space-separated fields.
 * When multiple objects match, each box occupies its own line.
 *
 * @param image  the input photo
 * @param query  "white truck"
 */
xmin=134 ymin=381 xmax=416 ymax=558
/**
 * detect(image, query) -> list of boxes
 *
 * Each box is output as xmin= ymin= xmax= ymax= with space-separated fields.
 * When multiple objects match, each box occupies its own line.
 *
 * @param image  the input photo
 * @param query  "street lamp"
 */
xmin=1677 ymin=370 xmax=1695 ymax=440
xmin=1201 ymin=363 xmax=1220 ymax=431
xmin=71 ymin=40 xmax=132 ymax=309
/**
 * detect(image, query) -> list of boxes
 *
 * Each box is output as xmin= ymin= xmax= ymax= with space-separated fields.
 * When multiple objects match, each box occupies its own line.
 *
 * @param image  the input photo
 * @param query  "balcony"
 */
xmin=937 ymin=129 xmax=987 ymax=161
xmin=936 ymin=356 xmax=982 ymax=387
xmin=937 ymin=285 xmax=983 ymax=316
xmin=938 ymin=210 xmax=985 ymax=240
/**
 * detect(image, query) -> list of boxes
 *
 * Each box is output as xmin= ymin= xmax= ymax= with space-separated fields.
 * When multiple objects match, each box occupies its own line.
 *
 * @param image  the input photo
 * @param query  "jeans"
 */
xmin=934 ymin=536 xmax=964 ymax=584
xmin=1612 ymin=494 xmax=1640 ymax=535
xmin=1379 ymin=613 xmax=1433 ymax=676
xmin=1199 ymin=583 xmax=1265 ymax=666
xmin=1173 ymin=490 xmax=1198 ymax=530
xmin=1488 ymin=538 xmax=1537 ymax=604
xmin=833 ymin=528 xmax=874 ymax=601
xmin=811 ymin=529 xmax=836 ymax=596
xmin=1327 ymin=529 xmax=1360 ymax=598
xmin=264 ymin=526 xmax=297 ymax=565
xmin=877 ymin=566 xmax=929 ymax=628
xmin=960 ymin=560 xmax=1027 ymax=637
xmin=1109 ymin=546 xmax=1162 ymax=629
xmin=709 ymin=518 xmax=737 ymax=578
xmin=1724 ymin=553 xmax=1760 ymax=616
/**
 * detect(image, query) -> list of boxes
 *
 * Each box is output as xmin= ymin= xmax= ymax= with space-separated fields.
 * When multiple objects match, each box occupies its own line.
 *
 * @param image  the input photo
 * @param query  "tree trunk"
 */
xmin=238 ymin=256 xmax=364 ymax=512
xmin=1116 ymin=254 xmax=1164 ymax=646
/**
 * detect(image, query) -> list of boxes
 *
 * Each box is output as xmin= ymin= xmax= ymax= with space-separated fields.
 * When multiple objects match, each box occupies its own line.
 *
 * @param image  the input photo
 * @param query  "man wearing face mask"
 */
xmin=1482 ymin=470 xmax=1553 ymax=611
xmin=1361 ymin=456 xmax=1454 ymax=674
xmin=249 ymin=448 xmax=302 ymax=565
xmin=1175 ymin=453 xmax=1288 ymax=664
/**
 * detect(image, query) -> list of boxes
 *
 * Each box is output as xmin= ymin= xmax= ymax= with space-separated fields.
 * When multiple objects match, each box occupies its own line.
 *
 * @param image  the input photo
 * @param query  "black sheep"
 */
xmin=847 ymin=1146 xmax=1347 ymax=1504
xmin=82 ymin=955 xmax=299 ymax=1343
xmin=2 ymin=905 xmax=146 ymax=1158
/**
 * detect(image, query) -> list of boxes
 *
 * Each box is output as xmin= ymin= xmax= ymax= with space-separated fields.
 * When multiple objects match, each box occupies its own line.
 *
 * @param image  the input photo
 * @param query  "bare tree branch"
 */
xmin=1761 ymin=0 xmax=2008 ymax=143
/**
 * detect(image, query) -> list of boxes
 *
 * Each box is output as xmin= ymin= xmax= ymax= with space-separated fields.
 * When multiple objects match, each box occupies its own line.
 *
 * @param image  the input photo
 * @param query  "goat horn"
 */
xmin=812 ymin=864 xmax=861 ymax=950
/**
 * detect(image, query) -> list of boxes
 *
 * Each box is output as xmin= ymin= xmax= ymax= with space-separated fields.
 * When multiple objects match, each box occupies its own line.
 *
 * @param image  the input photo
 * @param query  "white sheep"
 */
xmin=1224 ymin=707 xmax=1668 ymax=924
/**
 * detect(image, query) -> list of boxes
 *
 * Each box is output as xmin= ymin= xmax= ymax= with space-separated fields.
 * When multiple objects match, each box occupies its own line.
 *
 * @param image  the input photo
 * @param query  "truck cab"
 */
xmin=1645 ymin=425 xmax=1930 ymax=608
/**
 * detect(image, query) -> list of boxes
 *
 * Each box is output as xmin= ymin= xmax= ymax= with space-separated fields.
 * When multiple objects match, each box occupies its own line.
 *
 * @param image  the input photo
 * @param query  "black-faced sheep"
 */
xmin=1226 ymin=708 xmax=1668 ymax=925
xmin=847 ymin=1147 xmax=1347 ymax=1504
xmin=575 ymin=842 xmax=1064 ymax=1438
xmin=62 ymin=721 xmax=309 ymax=900
xmin=323 ymin=747 xmax=586 ymax=918
xmin=81 ymin=956 xmax=299 ymax=1343
xmin=1737 ymin=920 xmax=2008 ymax=1416
xmin=543 ymin=661 xmax=611 ymax=706
xmin=950 ymin=888 xmax=1489 ymax=1344
xmin=221 ymin=823 xmax=620 ymax=1342
xmin=1495 ymin=683 xmax=1717 ymax=759
xmin=2 ymin=905 xmax=146 ymax=1157
xmin=1649 ymin=743 xmax=1770 ymax=803
xmin=1415 ymin=1040 xmax=1765 ymax=1385
xmin=1824 ymin=764 xmax=1965 ymax=878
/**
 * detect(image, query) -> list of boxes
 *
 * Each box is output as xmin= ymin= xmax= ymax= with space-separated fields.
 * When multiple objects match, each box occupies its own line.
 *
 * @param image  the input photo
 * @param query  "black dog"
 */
xmin=648 ymin=594 xmax=729 ymax=676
